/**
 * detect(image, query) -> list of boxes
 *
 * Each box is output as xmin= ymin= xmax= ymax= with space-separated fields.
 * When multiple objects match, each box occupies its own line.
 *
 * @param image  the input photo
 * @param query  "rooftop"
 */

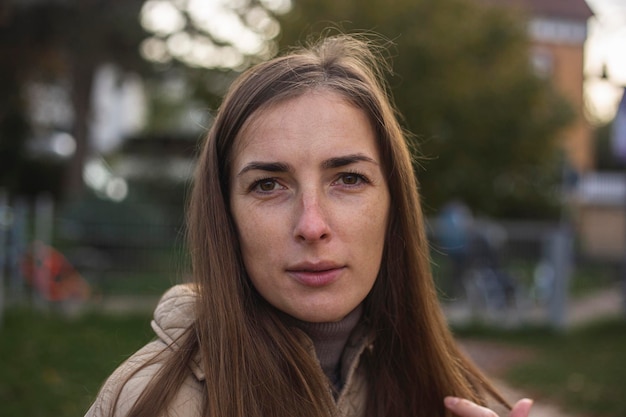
xmin=479 ymin=0 xmax=594 ymax=20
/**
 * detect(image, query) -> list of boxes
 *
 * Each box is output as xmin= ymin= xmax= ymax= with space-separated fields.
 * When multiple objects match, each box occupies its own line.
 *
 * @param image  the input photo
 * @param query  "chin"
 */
xmin=291 ymin=308 xmax=349 ymax=323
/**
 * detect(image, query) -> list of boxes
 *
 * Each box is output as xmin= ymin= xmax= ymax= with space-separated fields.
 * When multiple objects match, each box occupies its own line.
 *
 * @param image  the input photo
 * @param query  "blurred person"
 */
xmin=437 ymin=203 xmax=517 ymax=308
xmin=437 ymin=200 xmax=474 ymax=293
xmin=85 ymin=33 xmax=533 ymax=417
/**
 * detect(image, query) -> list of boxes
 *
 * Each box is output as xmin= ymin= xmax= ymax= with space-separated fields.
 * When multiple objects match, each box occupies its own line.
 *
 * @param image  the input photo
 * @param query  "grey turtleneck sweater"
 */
xmin=284 ymin=305 xmax=364 ymax=391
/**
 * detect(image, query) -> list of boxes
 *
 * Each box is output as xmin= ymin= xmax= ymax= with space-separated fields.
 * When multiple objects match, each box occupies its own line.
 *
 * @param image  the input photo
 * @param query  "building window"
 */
xmin=529 ymin=17 xmax=588 ymax=45
xmin=531 ymin=46 xmax=554 ymax=78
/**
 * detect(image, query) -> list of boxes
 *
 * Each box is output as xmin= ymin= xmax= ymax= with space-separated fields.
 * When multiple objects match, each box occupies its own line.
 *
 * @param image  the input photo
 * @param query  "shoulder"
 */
xmin=85 ymin=285 xmax=203 ymax=417
xmin=85 ymin=340 xmax=204 ymax=417
xmin=151 ymin=284 xmax=199 ymax=347
xmin=84 ymin=340 xmax=158 ymax=416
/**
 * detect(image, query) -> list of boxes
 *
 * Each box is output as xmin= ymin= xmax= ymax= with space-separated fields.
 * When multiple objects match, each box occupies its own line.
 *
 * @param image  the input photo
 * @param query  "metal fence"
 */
xmin=0 ymin=191 xmax=187 ymax=315
xmin=428 ymin=216 xmax=588 ymax=329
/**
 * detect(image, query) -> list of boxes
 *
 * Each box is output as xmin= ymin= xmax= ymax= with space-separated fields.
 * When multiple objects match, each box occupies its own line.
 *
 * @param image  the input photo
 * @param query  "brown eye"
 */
xmin=340 ymin=174 xmax=360 ymax=185
xmin=257 ymin=179 xmax=278 ymax=192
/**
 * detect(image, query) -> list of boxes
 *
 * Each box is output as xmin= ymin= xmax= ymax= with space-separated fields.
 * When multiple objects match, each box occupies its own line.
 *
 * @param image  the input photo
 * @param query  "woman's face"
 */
xmin=230 ymin=90 xmax=390 ymax=323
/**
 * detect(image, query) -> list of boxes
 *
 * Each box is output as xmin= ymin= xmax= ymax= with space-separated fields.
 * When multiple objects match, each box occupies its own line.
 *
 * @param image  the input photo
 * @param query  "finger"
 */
xmin=509 ymin=398 xmax=533 ymax=417
xmin=444 ymin=396 xmax=498 ymax=417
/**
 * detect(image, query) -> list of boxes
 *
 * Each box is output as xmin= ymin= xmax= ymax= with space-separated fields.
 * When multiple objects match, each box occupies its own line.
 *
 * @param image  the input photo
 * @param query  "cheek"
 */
xmin=360 ymin=197 xmax=389 ymax=239
xmin=372 ymin=200 xmax=390 ymax=250
xmin=234 ymin=209 xmax=281 ymax=268
xmin=343 ymin=197 xmax=389 ymax=261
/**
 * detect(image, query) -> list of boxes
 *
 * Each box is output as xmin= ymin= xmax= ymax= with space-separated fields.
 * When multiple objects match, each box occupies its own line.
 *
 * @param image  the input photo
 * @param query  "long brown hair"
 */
xmin=114 ymin=33 xmax=507 ymax=417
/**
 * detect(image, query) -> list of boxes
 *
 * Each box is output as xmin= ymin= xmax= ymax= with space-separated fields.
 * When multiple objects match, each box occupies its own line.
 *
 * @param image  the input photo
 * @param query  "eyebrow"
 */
xmin=237 ymin=153 xmax=378 ymax=177
xmin=237 ymin=161 xmax=292 ymax=177
xmin=321 ymin=153 xmax=379 ymax=169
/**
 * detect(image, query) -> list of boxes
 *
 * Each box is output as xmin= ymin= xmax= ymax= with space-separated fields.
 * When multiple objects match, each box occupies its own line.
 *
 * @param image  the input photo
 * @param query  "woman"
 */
xmin=86 ymin=34 xmax=533 ymax=417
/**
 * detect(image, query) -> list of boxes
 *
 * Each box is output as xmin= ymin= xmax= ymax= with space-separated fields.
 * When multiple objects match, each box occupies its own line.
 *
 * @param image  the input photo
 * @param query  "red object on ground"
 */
xmin=21 ymin=242 xmax=91 ymax=301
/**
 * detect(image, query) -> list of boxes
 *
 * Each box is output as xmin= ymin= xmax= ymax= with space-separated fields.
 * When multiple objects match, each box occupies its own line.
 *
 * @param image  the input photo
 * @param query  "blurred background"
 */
xmin=0 ymin=0 xmax=625 ymax=416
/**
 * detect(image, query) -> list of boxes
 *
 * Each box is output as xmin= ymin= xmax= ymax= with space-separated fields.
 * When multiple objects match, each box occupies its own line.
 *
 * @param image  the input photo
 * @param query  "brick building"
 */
xmin=483 ymin=0 xmax=595 ymax=173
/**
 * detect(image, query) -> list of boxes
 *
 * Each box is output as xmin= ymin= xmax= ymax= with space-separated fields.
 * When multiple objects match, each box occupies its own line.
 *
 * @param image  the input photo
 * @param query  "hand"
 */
xmin=444 ymin=396 xmax=533 ymax=417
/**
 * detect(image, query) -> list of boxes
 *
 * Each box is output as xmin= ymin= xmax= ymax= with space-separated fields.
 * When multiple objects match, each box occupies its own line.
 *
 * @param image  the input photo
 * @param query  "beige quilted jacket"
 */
xmin=85 ymin=284 xmax=373 ymax=417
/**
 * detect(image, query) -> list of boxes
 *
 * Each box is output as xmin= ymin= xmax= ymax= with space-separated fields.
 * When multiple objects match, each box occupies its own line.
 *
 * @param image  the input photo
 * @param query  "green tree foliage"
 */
xmin=0 ymin=0 xmax=285 ymax=199
xmin=277 ymin=0 xmax=574 ymax=218
xmin=138 ymin=0 xmax=290 ymax=127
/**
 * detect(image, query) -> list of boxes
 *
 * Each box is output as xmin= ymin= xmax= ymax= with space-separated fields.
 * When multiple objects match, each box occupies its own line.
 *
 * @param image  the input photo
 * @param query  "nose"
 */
xmin=294 ymin=192 xmax=331 ymax=242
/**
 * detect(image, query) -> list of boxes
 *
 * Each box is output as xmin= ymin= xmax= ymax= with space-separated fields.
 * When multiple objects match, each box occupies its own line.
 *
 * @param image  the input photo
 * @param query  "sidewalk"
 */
xmin=94 ymin=294 xmax=160 ymax=314
xmin=567 ymin=286 xmax=624 ymax=326
xmin=460 ymin=340 xmax=578 ymax=417
xmin=445 ymin=284 xmax=625 ymax=327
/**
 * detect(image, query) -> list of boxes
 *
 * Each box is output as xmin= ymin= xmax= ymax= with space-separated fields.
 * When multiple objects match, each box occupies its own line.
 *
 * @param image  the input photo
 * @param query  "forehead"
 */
xmin=231 ymin=90 xmax=377 ymax=160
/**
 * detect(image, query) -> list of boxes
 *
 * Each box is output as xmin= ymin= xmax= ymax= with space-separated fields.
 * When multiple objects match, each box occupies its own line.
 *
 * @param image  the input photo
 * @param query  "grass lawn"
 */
xmin=0 ymin=309 xmax=152 ymax=417
xmin=455 ymin=316 xmax=626 ymax=417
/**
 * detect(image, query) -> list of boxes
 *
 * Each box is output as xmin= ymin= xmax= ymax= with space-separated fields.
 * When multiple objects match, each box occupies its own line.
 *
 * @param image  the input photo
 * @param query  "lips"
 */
xmin=286 ymin=262 xmax=345 ymax=287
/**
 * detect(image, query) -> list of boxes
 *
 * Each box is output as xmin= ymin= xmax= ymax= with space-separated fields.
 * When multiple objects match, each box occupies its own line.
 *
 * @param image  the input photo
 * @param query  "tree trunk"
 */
xmin=64 ymin=56 xmax=95 ymax=201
